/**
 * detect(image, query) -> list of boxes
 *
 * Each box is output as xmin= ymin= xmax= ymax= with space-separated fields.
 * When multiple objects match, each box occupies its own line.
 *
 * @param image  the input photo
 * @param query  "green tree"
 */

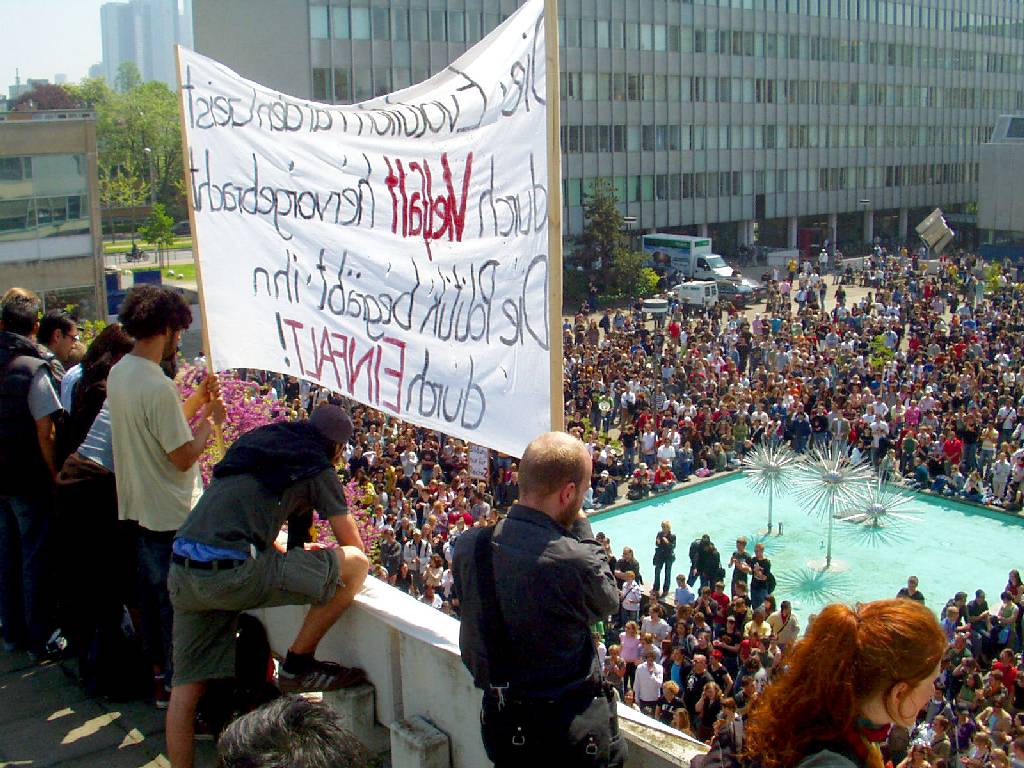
xmin=80 ymin=73 xmax=184 ymax=220
xmin=68 ymin=76 xmax=113 ymax=108
xmin=141 ymin=203 xmax=175 ymax=260
xmin=573 ymin=178 xmax=656 ymax=297
xmin=575 ymin=178 xmax=628 ymax=273
xmin=116 ymin=62 xmax=142 ymax=93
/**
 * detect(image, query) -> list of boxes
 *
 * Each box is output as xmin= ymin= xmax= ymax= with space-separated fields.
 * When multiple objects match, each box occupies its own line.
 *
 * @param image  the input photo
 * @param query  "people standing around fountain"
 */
xmin=750 ymin=543 xmax=774 ymax=611
xmin=620 ymin=571 xmax=643 ymax=625
xmin=897 ymin=576 xmax=925 ymax=604
xmin=652 ymin=521 xmax=677 ymax=597
xmin=691 ymin=535 xmax=724 ymax=592
xmin=745 ymin=599 xmax=946 ymax=768
xmin=453 ymin=431 xmax=626 ymax=767
xmin=760 ymin=603 xmax=793 ymax=652
xmin=730 ymin=537 xmax=753 ymax=596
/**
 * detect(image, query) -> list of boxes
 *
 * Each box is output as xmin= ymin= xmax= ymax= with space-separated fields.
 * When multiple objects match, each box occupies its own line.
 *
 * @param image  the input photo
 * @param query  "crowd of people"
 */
xmin=564 ymin=247 xmax=1024 ymax=510
xmin=2 ymin=243 xmax=1024 ymax=765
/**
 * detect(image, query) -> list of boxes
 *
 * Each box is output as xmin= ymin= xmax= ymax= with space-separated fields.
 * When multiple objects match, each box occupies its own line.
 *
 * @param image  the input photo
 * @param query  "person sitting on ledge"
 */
xmin=653 ymin=460 xmax=676 ymax=492
xmin=595 ymin=469 xmax=619 ymax=507
xmin=628 ymin=463 xmax=652 ymax=499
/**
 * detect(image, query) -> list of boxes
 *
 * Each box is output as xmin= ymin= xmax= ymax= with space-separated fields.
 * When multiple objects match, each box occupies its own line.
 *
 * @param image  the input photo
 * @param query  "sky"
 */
xmin=0 ymin=0 xmax=107 ymax=88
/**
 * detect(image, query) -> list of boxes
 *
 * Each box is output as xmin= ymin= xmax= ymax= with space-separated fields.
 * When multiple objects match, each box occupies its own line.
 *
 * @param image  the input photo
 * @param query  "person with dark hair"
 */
xmin=744 ymin=598 xmax=946 ymax=768
xmin=36 ymin=309 xmax=78 ymax=372
xmin=453 ymin=431 xmax=626 ymax=766
xmin=107 ymin=285 xmax=224 ymax=710
xmin=0 ymin=289 xmax=64 ymax=659
xmin=165 ymin=404 xmax=369 ymax=768
xmin=53 ymin=322 xmax=135 ymax=692
xmin=217 ymin=695 xmax=368 ymax=768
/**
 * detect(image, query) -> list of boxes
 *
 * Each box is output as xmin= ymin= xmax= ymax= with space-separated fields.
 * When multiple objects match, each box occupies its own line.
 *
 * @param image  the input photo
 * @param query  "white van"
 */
xmin=675 ymin=280 xmax=719 ymax=309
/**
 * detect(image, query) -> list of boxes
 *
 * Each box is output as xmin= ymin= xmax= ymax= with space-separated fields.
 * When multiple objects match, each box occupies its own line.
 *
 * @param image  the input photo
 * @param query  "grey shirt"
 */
xmin=28 ymin=366 xmax=61 ymax=421
xmin=453 ymin=504 xmax=619 ymax=700
xmin=176 ymin=467 xmax=347 ymax=555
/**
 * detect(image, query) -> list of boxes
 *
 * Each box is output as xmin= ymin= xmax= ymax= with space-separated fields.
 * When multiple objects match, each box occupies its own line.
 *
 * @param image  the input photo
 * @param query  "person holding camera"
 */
xmin=454 ymin=431 xmax=626 ymax=766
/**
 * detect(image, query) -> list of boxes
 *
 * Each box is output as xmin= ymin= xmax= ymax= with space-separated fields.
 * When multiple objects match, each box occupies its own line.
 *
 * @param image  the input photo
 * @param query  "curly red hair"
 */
xmin=744 ymin=599 xmax=945 ymax=768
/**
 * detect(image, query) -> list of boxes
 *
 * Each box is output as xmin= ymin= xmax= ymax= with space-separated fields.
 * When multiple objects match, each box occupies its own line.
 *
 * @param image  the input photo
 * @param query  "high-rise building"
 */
xmin=101 ymin=0 xmax=193 ymax=89
xmin=191 ymin=0 xmax=1024 ymax=251
xmin=100 ymin=2 xmax=134 ymax=85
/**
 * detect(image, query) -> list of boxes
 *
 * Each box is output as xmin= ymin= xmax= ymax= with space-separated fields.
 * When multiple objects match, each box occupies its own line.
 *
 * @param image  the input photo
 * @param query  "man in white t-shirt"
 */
xmin=107 ymin=286 xmax=225 ymax=710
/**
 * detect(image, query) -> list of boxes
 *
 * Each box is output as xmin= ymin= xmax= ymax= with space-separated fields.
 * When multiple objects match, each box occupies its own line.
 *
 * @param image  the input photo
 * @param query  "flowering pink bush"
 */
xmin=177 ymin=365 xmax=292 ymax=485
xmin=177 ymin=364 xmax=382 ymax=562
xmin=310 ymin=481 xmax=383 ymax=560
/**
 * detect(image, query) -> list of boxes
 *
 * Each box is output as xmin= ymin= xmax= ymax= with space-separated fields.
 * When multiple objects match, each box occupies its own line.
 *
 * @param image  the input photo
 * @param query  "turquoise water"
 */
xmin=591 ymin=475 xmax=1024 ymax=618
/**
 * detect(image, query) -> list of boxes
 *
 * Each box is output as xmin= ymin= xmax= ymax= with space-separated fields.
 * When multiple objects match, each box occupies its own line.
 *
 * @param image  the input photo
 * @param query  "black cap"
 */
xmin=310 ymin=404 xmax=353 ymax=445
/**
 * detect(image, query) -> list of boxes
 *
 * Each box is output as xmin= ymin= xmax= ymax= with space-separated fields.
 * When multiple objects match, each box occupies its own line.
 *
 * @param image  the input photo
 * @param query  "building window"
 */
xmin=312 ymin=68 xmax=330 ymax=100
xmin=331 ymin=7 xmax=349 ymax=38
xmin=353 ymin=70 xmax=372 ymax=102
xmin=310 ymin=6 xmax=329 ymax=38
xmin=391 ymin=9 xmax=408 ymax=41
xmin=373 ymin=68 xmax=391 ymax=97
xmin=430 ymin=10 xmax=446 ymax=41
xmin=333 ymin=68 xmax=351 ymax=102
xmin=0 ymin=157 xmax=31 ymax=181
xmin=448 ymin=11 xmax=465 ymax=42
xmin=373 ymin=7 xmax=390 ymax=40
xmin=349 ymin=7 xmax=370 ymax=39
xmin=410 ymin=9 xmax=428 ymax=41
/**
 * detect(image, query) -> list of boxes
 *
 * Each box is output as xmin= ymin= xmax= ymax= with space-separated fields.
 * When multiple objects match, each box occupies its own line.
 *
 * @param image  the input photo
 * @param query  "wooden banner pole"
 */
xmin=174 ymin=45 xmax=224 ymax=454
xmin=544 ymin=0 xmax=565 ymax=433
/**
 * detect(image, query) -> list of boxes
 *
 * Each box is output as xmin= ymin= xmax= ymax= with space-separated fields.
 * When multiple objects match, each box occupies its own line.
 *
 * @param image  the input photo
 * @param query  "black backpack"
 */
xmin=198 ymin=614 xmax=280 ymax=736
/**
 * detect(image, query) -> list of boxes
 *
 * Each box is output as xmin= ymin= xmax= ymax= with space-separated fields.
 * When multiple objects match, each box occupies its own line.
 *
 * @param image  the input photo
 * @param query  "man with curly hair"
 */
xmin=107 ymin=285 xmax=224 ymax=709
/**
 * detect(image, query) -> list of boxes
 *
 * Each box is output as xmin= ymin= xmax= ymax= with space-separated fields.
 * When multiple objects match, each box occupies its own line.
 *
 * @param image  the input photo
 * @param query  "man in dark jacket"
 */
xmin=0 ymin=290 xmax=63 ymax=659
xmin=454 ymin=431 xmax=626 ymax=766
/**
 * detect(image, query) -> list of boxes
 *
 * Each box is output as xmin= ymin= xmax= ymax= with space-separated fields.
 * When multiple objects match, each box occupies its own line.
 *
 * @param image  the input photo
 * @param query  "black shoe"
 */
xmin=278 ymin=660 xmax=367 ymax=693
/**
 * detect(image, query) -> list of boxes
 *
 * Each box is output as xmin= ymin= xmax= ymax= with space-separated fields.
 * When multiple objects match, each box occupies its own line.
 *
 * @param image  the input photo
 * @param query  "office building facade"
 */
xmin=193 ymin=0 xmax=1024 ymax=252
xmin=0 ymin=111 xmax=106 ymax=319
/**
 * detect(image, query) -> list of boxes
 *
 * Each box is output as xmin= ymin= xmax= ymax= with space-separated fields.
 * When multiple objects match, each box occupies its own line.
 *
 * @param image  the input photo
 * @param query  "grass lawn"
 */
xmin=129 ymin=262 xmax=197 ymax=282
xmin=103 ymin=237 xmax=192 ymax=255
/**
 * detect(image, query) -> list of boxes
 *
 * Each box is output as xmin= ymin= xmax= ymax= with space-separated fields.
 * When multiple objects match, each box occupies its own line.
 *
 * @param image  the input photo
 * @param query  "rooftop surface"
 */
xmin=0 ymin=646 xmax=215 ymax=768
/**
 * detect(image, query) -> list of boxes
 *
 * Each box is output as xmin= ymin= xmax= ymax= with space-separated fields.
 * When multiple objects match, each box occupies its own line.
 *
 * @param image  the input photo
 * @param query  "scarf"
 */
xmin=842 ymin=719 xmax=891 ymax=768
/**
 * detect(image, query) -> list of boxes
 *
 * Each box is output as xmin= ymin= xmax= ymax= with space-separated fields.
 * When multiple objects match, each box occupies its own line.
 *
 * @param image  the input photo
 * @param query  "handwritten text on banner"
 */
xmin=177 ymin=0 xmax=550 ymax=458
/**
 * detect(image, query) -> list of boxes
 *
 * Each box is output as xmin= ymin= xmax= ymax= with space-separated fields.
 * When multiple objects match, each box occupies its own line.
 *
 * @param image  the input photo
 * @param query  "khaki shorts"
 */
xmin=168 ymin=547 xmax=340 ymax=687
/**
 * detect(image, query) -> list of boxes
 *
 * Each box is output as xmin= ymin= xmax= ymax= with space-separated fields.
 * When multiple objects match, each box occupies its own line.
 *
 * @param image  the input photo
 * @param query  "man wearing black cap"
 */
xmin=164 ymin=404 xmax=369 ymax=768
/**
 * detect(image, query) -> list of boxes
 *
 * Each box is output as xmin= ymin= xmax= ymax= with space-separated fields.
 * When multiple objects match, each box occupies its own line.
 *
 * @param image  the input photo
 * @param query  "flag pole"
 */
xmin=174 ymin=45 xmax=224 ymax=453
xmin=544 ymin=0 xmax=565 ymax=433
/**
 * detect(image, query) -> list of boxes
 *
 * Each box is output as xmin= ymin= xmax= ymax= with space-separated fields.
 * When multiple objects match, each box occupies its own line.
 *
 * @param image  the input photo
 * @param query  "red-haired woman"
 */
xmin=745 ymin=599 xmax=946 ymax=768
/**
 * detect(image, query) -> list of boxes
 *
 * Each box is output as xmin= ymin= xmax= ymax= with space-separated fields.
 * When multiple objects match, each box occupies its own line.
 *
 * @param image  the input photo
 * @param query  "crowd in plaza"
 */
xmin=2 ymin=242 xmax=1024 ymax=764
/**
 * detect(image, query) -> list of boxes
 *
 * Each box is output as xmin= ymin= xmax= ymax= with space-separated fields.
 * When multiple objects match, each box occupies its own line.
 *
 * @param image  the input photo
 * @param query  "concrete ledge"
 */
xmin=252 ymin=578 xmax=703 ymax=767
xmin=322 ymin=683 xmax=390 ymax=756
xmin=389 ymin=715 xmax=450 ymax=768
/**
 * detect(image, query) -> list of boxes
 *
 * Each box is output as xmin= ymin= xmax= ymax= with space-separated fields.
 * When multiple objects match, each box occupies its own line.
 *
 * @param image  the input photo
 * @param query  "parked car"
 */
xmin=171 ymin=221 xmax=191 ymax=236
xmin=715 ymin=278 xmax=756 ymax=308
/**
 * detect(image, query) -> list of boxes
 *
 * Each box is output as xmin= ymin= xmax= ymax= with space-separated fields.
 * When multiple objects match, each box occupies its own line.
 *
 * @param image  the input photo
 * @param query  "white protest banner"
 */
xmin=176 ymin=0 xmax=553 ymax=458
